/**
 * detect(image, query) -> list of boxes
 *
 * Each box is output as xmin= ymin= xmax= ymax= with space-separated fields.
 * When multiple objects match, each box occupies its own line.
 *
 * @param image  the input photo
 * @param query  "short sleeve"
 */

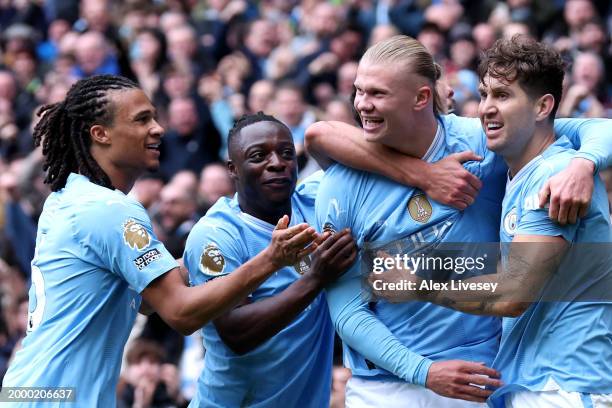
xmin=515 ymin=166 xmax=578 ymax=242
xmin=72 ymin=199 xmax=178 ymax=293
xmin=183 ymin=217 xmax=244 ymax=287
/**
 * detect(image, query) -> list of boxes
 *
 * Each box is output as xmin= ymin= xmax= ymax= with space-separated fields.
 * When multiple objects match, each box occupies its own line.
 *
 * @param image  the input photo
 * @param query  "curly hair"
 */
xmin=227 ymin=111 xmax=290 ymax=159
xmin=33 ymin=75 xmax=138 ymax=191
xmin=478 ymin=35 xmax=566 ymax=120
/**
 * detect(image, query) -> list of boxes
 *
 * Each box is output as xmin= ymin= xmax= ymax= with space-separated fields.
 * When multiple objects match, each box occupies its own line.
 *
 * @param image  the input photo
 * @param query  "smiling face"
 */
xmin=228 ymin=120 xmax=297 ymax=218
xmin=478 ymin=74 xmax=538 ymax=160
xmin=353 ymin=61 xmax=423 ymax=148
xmin=104 ymin=88 xmax=164 ymax=176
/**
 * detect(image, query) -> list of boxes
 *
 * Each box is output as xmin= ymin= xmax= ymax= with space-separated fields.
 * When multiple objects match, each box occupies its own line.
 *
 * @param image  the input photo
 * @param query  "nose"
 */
xmin=479 ymin=94 xmax=496 ymax=117
xmin=355 ymin=93 xmax=373 ymax=113
xmin=151 ymin=119 xmax=164 ymax=138
xmin=267 ymin=151 xmax=287 ymax=171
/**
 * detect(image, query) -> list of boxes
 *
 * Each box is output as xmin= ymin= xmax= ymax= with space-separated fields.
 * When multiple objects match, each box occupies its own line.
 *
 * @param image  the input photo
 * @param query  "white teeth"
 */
xmin=487 ymin=123 xmax=502 ymax=130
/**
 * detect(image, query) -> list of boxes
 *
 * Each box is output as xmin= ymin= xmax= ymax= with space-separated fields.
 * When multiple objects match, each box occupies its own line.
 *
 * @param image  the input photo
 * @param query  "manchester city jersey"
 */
xmin=183 ymin=171 xmax=334 ymax=408
xmin=488 ymin=136 xmax=612 ymax=407
xmin=316 ymin=115 xmax=506 ymax=385
xmin=2 ymin=173 xmax=178 ymax=407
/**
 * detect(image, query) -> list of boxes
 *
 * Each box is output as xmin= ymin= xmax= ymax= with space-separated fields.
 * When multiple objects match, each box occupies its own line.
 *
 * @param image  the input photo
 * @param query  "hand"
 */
xmin=307 ymin=229 xmax=357 ymax=286
xmin=422 ymin=151 xmax=483 ymax=210
xmin=267 ymin=215 xmax=319 ymax=268
xmin=133 ymin=377 xmax=156 ymax=408
xmin=426 ymin=360 xmax=502 ymax=403
xmin=539 ymin=158 xmax=595 ymax=225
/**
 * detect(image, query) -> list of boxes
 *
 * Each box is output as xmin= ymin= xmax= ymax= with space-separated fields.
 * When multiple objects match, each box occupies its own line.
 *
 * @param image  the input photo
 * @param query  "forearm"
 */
xmin=305 ymin=121 xmax=428 ymax=187
xmin=215 ymin=274 xmax=324 ymax=354
xmin=554 ymin=118 xmax=612 ymax=171
xmin=147 ymin=247 xmax=281 ymax=335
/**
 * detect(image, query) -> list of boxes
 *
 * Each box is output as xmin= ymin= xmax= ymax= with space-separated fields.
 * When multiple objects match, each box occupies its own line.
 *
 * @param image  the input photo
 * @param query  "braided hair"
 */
xmin=33 ymin=75 xmax=138 ymax=191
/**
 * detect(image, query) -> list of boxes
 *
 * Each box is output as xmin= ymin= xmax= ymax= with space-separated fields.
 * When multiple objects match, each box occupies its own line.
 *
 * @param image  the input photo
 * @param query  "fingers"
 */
xmin=460 ymin=362 xmax=501 ymax=379
xmin=454 ymin=389 xmax=489 ymax=403
xmin=538 ymin=181 xmax=551 ymax=209
xmin=275 ymin=215 xmax=289 ymax=230
xmin=286 ymin=226 xmax=317 ymax=249
xmin=297 ymin=242 xmax=318 ymax=259
xmin=463 ymin=170 xmax=483 ymax=192
xmin=548 ymin=191 xmax=560 ymax=221
xmin=577 ymin=201 xmax=589 ymax=219
xmin=556 ymin=198 xmax=570 ymax=225
xmin=463 ymin=374 xmax=503 ymax=389
xmin=567 ymin=203 xmax=580 ymax=225
xmin=451 ymin=150 xmax=483 ymax=164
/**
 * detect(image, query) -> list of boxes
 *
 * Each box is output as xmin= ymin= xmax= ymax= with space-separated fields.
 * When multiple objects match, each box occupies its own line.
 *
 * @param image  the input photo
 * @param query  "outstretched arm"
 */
xmin=142 ymin=216 xmax=318 ymax=335
xmin=305 ymin=121 xmax=482 ymax=210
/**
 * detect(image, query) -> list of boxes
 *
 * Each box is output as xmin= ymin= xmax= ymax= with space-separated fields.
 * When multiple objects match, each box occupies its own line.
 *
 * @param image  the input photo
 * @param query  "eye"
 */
xmin=479 ymin=90 xmax=487 ymax=99
xmin=249 ymin=151 xmax=265 ymax=161
xmin=355 ymin=87 xmax=364 ymax=96
xmin=281 ymin=149 xmax=295 ymax=159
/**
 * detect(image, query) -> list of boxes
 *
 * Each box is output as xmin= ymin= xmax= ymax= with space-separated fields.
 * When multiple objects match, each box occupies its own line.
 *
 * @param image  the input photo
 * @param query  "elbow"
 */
xmin=495 ymin=301 xmax=530 ymax=317
xmin=166 ymin=317 xmax=199 ymax=336
xmin=304 ymin=121 xmax=329 ymax=155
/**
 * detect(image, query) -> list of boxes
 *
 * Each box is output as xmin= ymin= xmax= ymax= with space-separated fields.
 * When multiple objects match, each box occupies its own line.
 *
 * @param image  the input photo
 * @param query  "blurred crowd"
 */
xmin=0 ymin=0 xmax=609 ymax=405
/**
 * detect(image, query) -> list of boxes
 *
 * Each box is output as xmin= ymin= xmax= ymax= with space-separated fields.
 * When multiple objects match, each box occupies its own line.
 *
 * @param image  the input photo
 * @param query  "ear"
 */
xmin=534 ymin=94 xmax=555 ymax=122
xmin=227 ymin=160 xmax=238 ymax=181
xmin=90 ymin=124 xmax=111 ymax=145
xmin=414 ymin=86 xmax=432 ymax=111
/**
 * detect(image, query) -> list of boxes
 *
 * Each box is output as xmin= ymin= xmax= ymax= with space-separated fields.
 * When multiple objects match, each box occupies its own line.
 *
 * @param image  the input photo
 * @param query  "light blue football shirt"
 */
xmin=315 ymin=115 xmax=612 ymax=386
xmin=488 ymin=136 xmax=612 ymax=407
xmin=2 ymin=173 xmax=178 ymax=407
xmin=183 ymin=172 xmax=334 ymax=408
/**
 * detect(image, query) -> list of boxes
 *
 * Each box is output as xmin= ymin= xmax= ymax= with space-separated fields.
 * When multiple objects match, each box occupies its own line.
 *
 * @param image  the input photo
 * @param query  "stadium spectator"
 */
xmin=197 ymin=162 xmax=235 ymax=216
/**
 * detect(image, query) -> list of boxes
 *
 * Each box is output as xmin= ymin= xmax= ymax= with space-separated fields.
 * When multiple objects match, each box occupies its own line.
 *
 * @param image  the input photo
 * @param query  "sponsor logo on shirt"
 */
xmin=123 ymin=219 xmax=151 ymax=251
xmin=408 ymin=193 xmax=433 ymax=223
xmin=199 ymin=244 xmax=225 ymax=276
xmin=133 ymin=248 xmax=163 ymax=270
xmin=503 ymin=208 xmax=518 ymax=236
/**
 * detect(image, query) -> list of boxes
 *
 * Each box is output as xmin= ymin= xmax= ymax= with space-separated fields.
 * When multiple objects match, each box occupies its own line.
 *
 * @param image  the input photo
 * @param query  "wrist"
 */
xmin=301 ymin=270 xmax=326 ymax=291
xmin=571 ymin=157 xmax=596 ymax=174
xmin=261 ymin=246 xmax=283 ymax=271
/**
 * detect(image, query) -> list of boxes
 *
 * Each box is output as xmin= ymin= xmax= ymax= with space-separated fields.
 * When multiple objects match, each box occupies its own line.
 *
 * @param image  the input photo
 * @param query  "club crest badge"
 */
xmin=123 ymin=219 xmax=151 ymax=251
xmin=408 ymin=194 xmax=433 ymax=223
xmin=293 ymin=255 xmax=312 ymax=275
xmin=503 ymin=208 xmax=518 ymax=236
xmin=323 ymin=222 xmax=337 ymax=235
xmin=200 ymin=244 xmax=226 ymax=276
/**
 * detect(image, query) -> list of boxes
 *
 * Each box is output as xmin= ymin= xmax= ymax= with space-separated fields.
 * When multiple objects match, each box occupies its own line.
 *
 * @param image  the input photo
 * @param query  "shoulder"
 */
xmin=440 ymin=114 xmax=486 ymax=154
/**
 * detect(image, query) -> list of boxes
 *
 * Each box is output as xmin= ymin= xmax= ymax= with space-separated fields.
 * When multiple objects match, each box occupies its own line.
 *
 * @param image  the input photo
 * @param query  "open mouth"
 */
xmin=361 ymin=117 xmax=384 ymax=132
xmin=146 ymin=142 xmax=161 ymax=152
xmin=485 ymin=121 xmax=503 ymax=136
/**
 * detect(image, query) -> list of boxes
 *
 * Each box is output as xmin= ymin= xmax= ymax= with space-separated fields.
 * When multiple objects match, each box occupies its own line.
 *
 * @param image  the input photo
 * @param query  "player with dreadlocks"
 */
xmin=2 ymin=77 xmax=321 ymax=407
xmin=183 ymin=111 xmax=357 ymax=407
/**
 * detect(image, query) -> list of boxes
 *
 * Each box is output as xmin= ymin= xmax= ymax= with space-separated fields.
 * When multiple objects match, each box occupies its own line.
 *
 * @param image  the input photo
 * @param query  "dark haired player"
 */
xmin=2 ymin=76 xmax=319 ymax=406
xmin=183 ymin=112 xmax=357 ymax=407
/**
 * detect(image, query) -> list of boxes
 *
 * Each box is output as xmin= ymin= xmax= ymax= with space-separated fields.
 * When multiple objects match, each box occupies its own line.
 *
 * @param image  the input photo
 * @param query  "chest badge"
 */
xmin=503 ymin=208 xmax=518 ymax=236
xmin=408 ymin=194 xmax=433 ymax=223
xmin=293 ymin=256 xmax=312 ymax=275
